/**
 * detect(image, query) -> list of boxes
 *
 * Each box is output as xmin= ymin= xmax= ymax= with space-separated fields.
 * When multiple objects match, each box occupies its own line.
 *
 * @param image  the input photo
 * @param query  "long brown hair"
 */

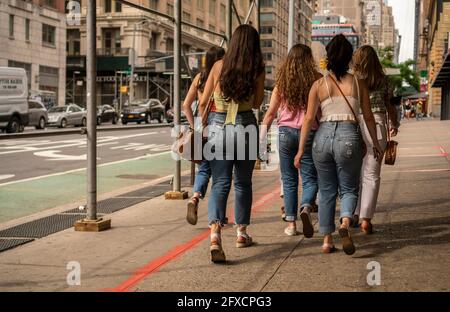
xmin=353 ymin=45 xmax=386 ymax=91
xmin=276 ymin=44 xmax=318 ymax=111
xmin=198 ymin=46 xmax=225 ymax=92
xmin=219 ymin=24 xmax=264 ymax=102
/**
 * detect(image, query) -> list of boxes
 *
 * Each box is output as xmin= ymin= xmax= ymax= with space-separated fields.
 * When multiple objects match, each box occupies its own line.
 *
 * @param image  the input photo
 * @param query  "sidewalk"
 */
xmin=0 ymin=119 xmax=449 ymax=292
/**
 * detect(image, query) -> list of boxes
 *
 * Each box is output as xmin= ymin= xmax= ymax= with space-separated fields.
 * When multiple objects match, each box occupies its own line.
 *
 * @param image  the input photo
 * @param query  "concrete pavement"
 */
xmin=0 ymin=119 xmax=449 ymax=292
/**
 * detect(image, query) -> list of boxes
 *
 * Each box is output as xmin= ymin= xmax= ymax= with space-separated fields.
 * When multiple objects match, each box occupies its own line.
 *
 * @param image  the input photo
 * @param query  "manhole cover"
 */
xmin=116 ymin=174 xmax=159 ymax=180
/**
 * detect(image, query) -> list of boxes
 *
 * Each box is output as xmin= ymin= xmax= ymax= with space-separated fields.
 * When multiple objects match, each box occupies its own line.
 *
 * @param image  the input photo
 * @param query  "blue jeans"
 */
xmin=279 ymin=126 xmax=318 ymax=221
xmin=312 ymin=122 xmax=363 ymax=235
xmin=193 ymin=161 xmax=211 ymax=198
xmin=207 ymin=111 xmax=257 ymax=226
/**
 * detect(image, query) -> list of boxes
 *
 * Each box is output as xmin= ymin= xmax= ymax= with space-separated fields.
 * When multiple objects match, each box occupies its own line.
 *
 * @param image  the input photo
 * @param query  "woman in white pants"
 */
xmin=352 ymin=46 xmax=400 ymax=234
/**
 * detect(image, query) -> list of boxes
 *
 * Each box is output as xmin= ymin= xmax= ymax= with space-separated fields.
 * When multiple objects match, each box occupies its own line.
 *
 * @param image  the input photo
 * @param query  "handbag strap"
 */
xmin=328 ymin=75 xmax=359 ymax=122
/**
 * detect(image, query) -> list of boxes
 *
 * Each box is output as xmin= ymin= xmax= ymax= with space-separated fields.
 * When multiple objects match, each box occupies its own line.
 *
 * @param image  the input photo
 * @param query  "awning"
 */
xmin=432 ymin=52 xmax=450 ymax=88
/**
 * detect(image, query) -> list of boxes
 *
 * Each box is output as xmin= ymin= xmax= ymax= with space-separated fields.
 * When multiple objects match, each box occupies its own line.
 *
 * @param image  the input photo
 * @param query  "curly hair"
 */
xmin=219 ymin=25 xmax=265 ymax=102
xmin=353 ymin=45 xmax=386 ymax=92
xmin=276 ymin=44 xmax=319 ymax=111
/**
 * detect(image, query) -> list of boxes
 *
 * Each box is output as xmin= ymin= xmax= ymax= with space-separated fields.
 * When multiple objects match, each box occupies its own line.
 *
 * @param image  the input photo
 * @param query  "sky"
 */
xmin=387 ymin=0 xmax=416 ymax=63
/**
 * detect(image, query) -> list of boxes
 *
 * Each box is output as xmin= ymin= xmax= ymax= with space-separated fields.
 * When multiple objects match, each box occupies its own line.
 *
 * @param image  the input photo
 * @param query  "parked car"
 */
xmin=97 ymin=104 xmax=118 ymax=125
xmin=47 ymin=104 xmax=87 ymax=128
xmin=0 ymin=67 xmax=29 ymax=133
xmin=165 ymin=108 xmax=187 ymax=124
xmin=120 ymin=99 xmax=165 ymax=125
xmin=28 ymin=99 xmax=48 ymax=129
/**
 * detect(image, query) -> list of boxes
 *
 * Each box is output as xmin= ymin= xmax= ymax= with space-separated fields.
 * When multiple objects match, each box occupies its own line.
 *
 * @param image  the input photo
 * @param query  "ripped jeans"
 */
xmin=312 ymin=122 xmax=363 ymax=235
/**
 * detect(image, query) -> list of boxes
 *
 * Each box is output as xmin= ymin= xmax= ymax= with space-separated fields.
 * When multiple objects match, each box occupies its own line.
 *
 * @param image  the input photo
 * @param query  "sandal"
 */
xmin=284 ymin=226 xmax=299 ymax=236
xmin=321 ymin=243 xmax=337 ymax=254
xmin=186 ymin=197 xmax=199 ymax=225
xmin=236 ymin=231 xmax=253 ymax=248
xmin=300 ymin=208 xmax=314 ymax=238
xmin=338 ymin=225 xmax=356 ymax=255
xmin=360 ymin=221 xmax=373 ymax=235
xmin=210 ymin=232 xmax=226 ymax=263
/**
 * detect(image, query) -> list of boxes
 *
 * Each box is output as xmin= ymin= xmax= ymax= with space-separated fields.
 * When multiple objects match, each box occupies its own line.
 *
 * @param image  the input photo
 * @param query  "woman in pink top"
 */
xmin=261 ymin=44 xmax=322 ymax=237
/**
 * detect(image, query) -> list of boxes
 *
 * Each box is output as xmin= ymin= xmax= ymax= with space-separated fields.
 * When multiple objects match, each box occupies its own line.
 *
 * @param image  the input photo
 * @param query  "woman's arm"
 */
xmin=260 ymin=87 xmax=281 ymax=134
xmin=359 ymin=79 xmax=383 ymax=158
xmin=294 ymin=81 xmax=320 ymax=169
xmin=252 ymin=71 xmax=266 ymax=109
xmin=199 ymin=62 xmax=220 ymax=117
xmin=182 ymin=74 xmax=200 ymax=129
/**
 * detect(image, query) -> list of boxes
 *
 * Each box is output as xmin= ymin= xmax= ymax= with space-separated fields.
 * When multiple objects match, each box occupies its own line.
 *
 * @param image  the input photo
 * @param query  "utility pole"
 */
xmin=226 ymin=0 xmax=233 ymax=45
xmin=288 ymin=0 xmax=295 ymax=51
xmin=165 ymin=0 xmax=188 ymax=200
xmin=75 ymin=0 xmax=111 ymax=232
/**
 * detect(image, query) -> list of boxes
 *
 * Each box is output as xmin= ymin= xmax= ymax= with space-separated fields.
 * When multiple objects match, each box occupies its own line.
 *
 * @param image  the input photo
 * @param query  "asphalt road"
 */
xmin=0 ymin=127 xmax=175 ymax=184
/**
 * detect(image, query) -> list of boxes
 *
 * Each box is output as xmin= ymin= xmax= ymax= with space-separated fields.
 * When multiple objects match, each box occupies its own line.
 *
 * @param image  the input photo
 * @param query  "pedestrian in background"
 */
xmin=182 ymin=46 xmax=225 ymax=225
xmin=294 ymin=34 xmax=383 ymax=255
xmin=352 ymin=45 xmax=400 ymax=234
xmin=199 ymin=25 xmax=265 ymax=263
xmin=261 ymin=44 xmax=321 ymax=238
xmin=416 ymin=100 xmax=424 ymax=120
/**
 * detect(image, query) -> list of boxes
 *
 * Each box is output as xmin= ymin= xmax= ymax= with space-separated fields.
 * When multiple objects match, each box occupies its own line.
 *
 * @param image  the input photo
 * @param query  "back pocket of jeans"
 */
xmin=339 ymin=140 xmax=358 ymax=159
xmin=312 ymin=135 xmax=327 ymax=153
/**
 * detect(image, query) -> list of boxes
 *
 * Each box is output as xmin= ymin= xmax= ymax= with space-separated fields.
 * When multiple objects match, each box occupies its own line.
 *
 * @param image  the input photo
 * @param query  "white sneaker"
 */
xmin=284 ymin=226 xmax=299 ymax=236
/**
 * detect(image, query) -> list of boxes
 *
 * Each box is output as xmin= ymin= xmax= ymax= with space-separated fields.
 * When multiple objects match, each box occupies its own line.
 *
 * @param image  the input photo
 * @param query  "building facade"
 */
xmin=424 ymin=0 xmax=450 ymax=119
xmin=315 ymin=0 xmax=366 ymax=44
xmin=312 ymin=23 xmax=360 ymax=49
xmin=260 ymin=0 xmax=315 ymax=84
xmin=0 ymin=0 xmax=67 ymax=107
xmin=66 ymin=0 xmax=257 ymax=107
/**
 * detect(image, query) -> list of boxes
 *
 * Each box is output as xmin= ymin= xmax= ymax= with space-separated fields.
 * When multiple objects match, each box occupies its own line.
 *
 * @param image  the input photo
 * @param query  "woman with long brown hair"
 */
xmin=182 ymin=46 xmax=225 ymax=225
xmin=352 ymin=45 xmax=399 ymax=234
xmin=199 ymin=24 xmax=265 ymax=263
xmin=261 ymin=44 xmax=321 ymax=237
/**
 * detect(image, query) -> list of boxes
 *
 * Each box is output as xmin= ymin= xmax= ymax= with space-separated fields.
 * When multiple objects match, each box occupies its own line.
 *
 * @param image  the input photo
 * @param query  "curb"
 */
xmin=0 ymin=123 xmax=173 ymax=140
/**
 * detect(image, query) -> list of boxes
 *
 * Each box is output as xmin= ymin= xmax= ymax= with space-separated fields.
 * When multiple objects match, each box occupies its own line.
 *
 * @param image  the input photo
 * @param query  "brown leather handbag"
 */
xmin=384 ymin=109 xmax=398 ymax=165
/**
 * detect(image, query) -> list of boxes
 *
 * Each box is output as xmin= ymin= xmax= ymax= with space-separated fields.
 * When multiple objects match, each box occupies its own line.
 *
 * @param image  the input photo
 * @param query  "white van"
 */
xmin=0 ymin=67 xmax=29 ymax=133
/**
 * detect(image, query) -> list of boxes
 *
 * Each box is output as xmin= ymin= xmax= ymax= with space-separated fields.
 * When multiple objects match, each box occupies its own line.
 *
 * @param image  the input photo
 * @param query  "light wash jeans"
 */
xmin=207 ymin=111 xmax=257 ymax=226
xmin=355 ymin=113 xmax=388 ymax=220
xmin=279 ymin=126 xmax=318 ymax=221
xmin=312 ymin=122 xmax=363 ymax=235
xmin=193 ymin=161 xmax=211 ymax=199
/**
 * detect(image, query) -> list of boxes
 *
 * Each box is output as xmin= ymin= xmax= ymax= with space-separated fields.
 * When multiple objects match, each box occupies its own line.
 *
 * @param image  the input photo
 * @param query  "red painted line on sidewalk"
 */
xmin=439 ymin=146 xmax=449 ymax=157
xmin=108 ymin=186 xmax=281 ymax=292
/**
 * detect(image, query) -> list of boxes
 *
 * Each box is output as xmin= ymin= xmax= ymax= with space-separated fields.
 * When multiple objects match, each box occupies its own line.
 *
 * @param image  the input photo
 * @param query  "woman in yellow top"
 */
xmin=199 ymin=25 xmax=265 ymax=263
xmin=182 ymin=46 xmax=225 ymax=226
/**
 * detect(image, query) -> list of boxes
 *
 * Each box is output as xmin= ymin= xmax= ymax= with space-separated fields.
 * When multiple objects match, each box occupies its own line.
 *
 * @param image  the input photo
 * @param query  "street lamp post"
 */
xmin=130 ymin=19 xmax=150 ymax=103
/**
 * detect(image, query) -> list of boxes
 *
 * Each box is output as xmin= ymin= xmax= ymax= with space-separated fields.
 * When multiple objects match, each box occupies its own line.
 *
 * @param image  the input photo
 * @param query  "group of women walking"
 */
xmin=182 ymin=24 xmax=399 ymax=263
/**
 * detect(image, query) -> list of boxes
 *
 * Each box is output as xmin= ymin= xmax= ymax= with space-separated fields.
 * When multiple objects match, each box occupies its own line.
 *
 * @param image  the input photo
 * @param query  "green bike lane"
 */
xmin=0 ymin=152 xmax=190 ymax=223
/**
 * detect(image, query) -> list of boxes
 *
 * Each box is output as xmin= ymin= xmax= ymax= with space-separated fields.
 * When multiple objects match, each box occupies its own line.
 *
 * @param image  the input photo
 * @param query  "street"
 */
xmin=0 ymin=127 xmax=190 ymax=224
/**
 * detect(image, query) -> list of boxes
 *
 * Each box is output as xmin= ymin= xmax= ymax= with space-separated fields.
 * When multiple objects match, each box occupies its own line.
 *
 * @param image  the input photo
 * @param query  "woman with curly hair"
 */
xmin=261 ymin=44 xmax=322 ymax=237
xmin=199 ymin=25 xmax=265 ymax=263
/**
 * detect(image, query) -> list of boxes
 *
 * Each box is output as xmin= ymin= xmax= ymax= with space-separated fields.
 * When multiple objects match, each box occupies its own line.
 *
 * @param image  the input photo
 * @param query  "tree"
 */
xmin=377 ymin=47 xmax=420 ymax=95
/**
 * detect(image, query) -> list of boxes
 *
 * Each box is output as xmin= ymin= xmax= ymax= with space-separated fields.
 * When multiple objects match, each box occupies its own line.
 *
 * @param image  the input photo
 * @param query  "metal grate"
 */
xmin=121 ymin=185 xmax=169 ymax=198
xmin=0 ymin=238 xmax=35 ymax=252
xmin=0 ymin=214 xmax=84 ymax=238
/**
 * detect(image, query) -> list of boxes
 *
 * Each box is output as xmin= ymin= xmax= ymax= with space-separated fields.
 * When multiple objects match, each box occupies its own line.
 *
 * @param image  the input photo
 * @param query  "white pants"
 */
xmin=355 ymin=113 xmax=388 ymax=220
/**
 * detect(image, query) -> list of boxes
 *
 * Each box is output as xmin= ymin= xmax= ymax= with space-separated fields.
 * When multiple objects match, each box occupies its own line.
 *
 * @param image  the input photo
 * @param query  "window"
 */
xmin=149 ymin=0 xmax=158 ymax=10
xmin=196 ymin=18 xmax=204 ymax=34
xmin=260 ymin=13 xmax=275 ymax=21
xmin=167 ymin=3 xmax=174 ymax=16
xmin=263 ymin=53 xmax=273 ymax=61
xmin=197 ymin=0 xmax=204 ymax=9
xmin=261 ymin=40 xmax=273 ymax=48
xmin=67 ymin=29 xmax=81 ymax=55
xmin=9 ymin=15 xmax=14 ymax=38
xmin=25 ymin=19 xmax=30 ymax=41
xmin=260 ymin=26 xmax=273 ymax=34
xmin=105 ymin=0 xmax=112 ymax=13
xmin=220 ymin=4 xmax=226 ymax=22
xmin=42 ymin=24 xmax=56 ymax=46
xmin=115 ymin=0 xmax=122 ymax=12
xmin=265 ymin=66 xmax=273 ymax=75
xmin=209 ymin=0 xmax=216 ymax=15
xmin=260 ymin=0 xmax=274 ymax=7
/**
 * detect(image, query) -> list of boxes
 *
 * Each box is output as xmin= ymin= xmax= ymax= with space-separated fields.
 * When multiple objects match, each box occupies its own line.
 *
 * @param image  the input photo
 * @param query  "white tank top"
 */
xmin=319 ymin=74 xmax=360 ymax=123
